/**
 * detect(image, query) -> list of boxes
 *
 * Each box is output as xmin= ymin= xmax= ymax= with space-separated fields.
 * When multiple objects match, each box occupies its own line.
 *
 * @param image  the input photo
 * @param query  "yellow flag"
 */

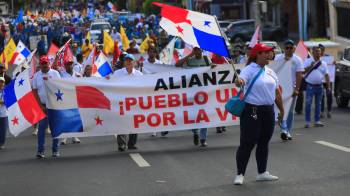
xmin=120 ymin=25 xmax=130 ymax=51
xmin=0 ymin=39 xmax=16 ymax=69
xmin=103 ymin=31 xmax=114 ymax=55
xmin=139 ymin=36 xmax=152 ymax=54
xmin=85 ymin=31 xmax=91 ymax=43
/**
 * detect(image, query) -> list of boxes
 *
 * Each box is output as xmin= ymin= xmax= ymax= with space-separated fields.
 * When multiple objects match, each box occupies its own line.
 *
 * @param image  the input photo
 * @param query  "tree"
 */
xmin=142 ymin=0 xmax=161 ymax=15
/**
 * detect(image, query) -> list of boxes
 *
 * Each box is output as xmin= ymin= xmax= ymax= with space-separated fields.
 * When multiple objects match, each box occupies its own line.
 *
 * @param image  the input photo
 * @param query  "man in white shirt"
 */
xmin=32 ymin=55 xmax=61 ymax=158
xmin=0 ymin=77 xmax=8 ymax=149
xmin=111 ymin=54 xmax=142 ymax=151
xmin=59 ymin=58 xmax=81 ymax=145
xmin=110 ymin=27 xmax=122 ymax=45
xmin=141 ymin=47 xmax=169 ymax=137
xmin=274 ymin=39 xmax=304 ymax=140
xmin=303 ymin=46 xmax=330 ymax=128
xmin=319 ymin=44 xmax=335 ymax=118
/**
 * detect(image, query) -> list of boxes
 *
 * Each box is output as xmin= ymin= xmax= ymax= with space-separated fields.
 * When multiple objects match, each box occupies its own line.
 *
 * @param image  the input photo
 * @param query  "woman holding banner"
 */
xmin=233 ymin=43 xmax=284 ymax=185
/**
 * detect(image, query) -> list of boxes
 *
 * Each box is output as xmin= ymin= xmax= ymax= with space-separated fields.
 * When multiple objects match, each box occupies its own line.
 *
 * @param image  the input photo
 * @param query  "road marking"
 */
xmin=315 ymin=141 xmax=350 ymax=152
xmin=129 ymin=153 xmax=151 ymax=167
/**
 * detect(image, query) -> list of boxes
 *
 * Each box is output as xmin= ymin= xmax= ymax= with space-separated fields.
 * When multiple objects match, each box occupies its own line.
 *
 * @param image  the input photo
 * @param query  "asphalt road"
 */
xmin=0 ymin=107 xmax=349 ymax=196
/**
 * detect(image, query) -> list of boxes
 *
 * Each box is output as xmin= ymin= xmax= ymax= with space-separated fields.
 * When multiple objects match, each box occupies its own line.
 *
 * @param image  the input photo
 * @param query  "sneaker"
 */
xmin=72 ymin=137 xmax=81 ymax=144
xmin=52 ymin=151 xmax=60 ymax=158
xmin=222 ymin=127 xmax=226 ymax=132
xmin=320 ymin=112 xmax=325 ymax=119
xmin=314 ymin=121 xmax=324 ymax=127
xmin=287 ymin=132 xmax=292 ymax=140
xmin=0 ymin=145 xmax=4 ymax=150
xmin=327 ymin=112 xmax=332 ymax=118
xmin=32 ymin=129 xmax=38 ymax=136
xmin=216 ymin=127 xmax=222 ymax=133
xmin=234 ymin=174 xmax=244 ymax=185
xmin=160 ymin=131 xmax=169 ymax=136
xmin=46 ymin=128 xmax=51 ymax=134
xmin=118 ymin=146 xmax=126 ymax=152
xmin=280 ymin=132 xmax=288 ymax=141
xmin=304 ymin=123 xmax=310 ymax=128
xmin=151 ymin=132 xmax=157 ymax=137
xmin=256 ymin=171 xmax=279 ymax=181
xmin=200 ymin=139 xmax=207 ymax=147
xmin=128 ymin=146 xmax=138 ymax=150
xmin=60 ymin=138 xmax=67 ymax=145
xmin=193 ymin=134 xmax=199 ymax=146
xmin=36 ymin=152 xmax=45 ymax=159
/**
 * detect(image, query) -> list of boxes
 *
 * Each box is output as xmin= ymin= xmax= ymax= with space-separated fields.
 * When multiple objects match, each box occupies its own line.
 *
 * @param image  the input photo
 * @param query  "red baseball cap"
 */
xmin=250 ymin=43 xmax=273 ymax=57
xmin=40 ymin=55 xmax=49 ymax=64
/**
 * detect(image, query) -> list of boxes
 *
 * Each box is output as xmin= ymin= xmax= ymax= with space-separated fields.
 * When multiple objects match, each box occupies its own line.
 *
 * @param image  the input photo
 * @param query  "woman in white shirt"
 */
xmin=233 ymin=44 xmax=284 ymax=185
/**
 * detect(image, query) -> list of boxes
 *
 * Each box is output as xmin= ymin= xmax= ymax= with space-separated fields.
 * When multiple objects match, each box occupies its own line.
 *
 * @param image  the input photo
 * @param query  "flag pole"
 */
xmin=213 ymin=16 xmax=240 ymax=81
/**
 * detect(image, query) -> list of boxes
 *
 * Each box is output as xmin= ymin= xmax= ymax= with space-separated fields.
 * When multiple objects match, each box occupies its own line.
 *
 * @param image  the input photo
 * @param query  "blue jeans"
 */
xmin=0 ymin=117 xmax=8 ymax=146
xmin=305 ymin=84 xmax=323 ymax=123
xmin=285 ymin=97 xmax=297 ymax=133
xmin=37 ymin=117 xmax=59 ymax=153
xmin=192 ymin=128 xmax=207 ymax=140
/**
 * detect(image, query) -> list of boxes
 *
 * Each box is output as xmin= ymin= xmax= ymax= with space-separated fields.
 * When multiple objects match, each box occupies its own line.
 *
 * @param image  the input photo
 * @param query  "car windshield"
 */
xmin=344 ymin=48 xmax=350 ymax=61
xmin=91 ymin=24 xmax=110 ymax=31
xmin=232 ymin=22 xmax=255 ymax=31
xmin=220 ymin=22 xmax=231 ymax=28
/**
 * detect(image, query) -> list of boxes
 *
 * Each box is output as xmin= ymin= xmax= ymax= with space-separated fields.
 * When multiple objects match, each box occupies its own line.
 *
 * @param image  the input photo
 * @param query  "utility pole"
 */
xmin=250 ymin=0 xmax=261 ymax=27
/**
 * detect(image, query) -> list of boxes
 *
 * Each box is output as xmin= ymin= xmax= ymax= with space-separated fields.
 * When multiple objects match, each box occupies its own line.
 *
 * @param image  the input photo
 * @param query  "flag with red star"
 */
xmin=3 ymin=69 xmax=46 ymax=136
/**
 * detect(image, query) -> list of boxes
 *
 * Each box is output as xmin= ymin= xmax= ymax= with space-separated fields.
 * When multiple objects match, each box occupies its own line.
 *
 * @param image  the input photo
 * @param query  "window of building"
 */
xmin=336 ymin=7 xmax=350 ymax=39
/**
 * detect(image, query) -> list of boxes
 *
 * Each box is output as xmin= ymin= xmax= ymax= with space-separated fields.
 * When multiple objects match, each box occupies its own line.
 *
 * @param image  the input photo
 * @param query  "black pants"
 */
xmin=236 ymin=103 xmax=275 ymax=175
xmin=321 ymin=83 xmax=333 ymax=113
xmin=117 ymin=134 xmax=138 ymax=148
xmin=295 ymin=89 xmax=304 ymax=113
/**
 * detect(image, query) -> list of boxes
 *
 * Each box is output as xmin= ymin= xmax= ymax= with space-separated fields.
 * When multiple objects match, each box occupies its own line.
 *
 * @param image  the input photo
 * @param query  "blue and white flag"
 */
xmin=92 ymin=52 xmax=113 ymax=77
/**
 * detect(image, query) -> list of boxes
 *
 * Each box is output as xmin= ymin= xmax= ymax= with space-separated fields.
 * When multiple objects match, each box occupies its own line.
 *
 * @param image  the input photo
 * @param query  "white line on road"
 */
xmin=315 ymin=141 xmax=350 ymax=152
xmin=129 ymin=153 xmax=151 ymax=167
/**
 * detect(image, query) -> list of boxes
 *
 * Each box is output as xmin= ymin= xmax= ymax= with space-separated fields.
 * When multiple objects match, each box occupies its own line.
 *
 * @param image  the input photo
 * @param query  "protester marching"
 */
xmin=0 ymin=1 xmax=346 ymax=193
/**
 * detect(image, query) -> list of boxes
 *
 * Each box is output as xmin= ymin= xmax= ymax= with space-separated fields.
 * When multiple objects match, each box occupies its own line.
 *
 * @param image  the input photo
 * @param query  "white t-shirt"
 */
xmin=111 ymin=68 xmax=143 ymax=78
xmin=274 ymin=53 xmax=304 ymax=86
xmin=143 ymin=59 xmax=163 ymax=66
xmin=239 ymin=62 xmax=279 ymax=105
xmin=32 ymin=69 xmax=61 ymax=104
xmin=303 ymin=58 xmax=329 ymax=85
xmin=60 ymin=70 xmax=82 ymax=78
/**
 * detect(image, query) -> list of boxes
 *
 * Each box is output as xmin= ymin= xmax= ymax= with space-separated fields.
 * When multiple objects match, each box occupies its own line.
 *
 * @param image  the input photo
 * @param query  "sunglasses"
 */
xmin=285 ymin=46 xmax=294 ymax=50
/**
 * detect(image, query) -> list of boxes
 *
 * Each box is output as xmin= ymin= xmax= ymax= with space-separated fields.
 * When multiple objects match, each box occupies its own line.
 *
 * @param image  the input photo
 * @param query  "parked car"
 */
xmin=223 ymin=19 xmax=285 ymax=44
xmin=334 ymin=47 xmax=350 ymax=108
xmin=89 ymin=19 xmax=111 ymax=43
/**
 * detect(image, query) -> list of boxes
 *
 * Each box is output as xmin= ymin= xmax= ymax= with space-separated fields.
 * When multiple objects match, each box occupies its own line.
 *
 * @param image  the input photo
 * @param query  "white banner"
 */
xmin=45 ymin=61 xmax=293 ymax=138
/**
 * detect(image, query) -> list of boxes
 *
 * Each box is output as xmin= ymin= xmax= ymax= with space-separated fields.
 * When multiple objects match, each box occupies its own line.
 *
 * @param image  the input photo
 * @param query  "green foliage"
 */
xmin=142 ymin=0 xmax=161 ymax=15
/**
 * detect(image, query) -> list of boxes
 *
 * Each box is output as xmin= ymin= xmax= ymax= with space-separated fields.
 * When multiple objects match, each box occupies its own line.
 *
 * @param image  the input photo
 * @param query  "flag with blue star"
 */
xmin=55 ymin=89 xmax=64 ymax=101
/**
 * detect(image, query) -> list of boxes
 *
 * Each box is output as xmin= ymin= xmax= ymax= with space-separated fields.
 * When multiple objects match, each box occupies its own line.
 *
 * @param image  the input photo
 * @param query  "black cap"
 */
xmin=284 ymin=39 xmax=294 ymax=46
xmin=318 ymin=44 xmax=325 ymax=49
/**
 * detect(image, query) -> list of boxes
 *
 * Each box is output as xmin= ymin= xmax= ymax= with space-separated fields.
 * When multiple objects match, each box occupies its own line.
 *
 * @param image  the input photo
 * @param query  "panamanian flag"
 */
xmin=45 ymin=77 xmax=113 ymax=138
xmin=4 ymin=70 xmax=46 ymax=136
xmin=8 ymin=40 xmax=31 ymax=66
xmin=153 ymin=2 xmax=229 ymax=57
xmin=92 ymin=52 xmax=113 ymax=77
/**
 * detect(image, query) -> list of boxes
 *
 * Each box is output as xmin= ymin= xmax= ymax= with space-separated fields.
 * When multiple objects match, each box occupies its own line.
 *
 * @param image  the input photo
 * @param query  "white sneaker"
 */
xmin=32 ymin=128 xmax=38 ymax=136
xmin=234 ymin=174 xmax=244 ymax=185
xmin=72 ymin=137 xmax=81 ymax=144
xmin=60 ymin=138 xmax=67 ymax=145
xmin=151 ymin=132 xmax=157 ymax=137
xmin=256 ymin=171 xmax=279 ymax=181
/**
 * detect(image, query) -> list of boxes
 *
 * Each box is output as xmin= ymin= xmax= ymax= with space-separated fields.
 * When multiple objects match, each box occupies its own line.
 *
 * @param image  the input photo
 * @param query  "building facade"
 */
xmin=328 ymin=0 xmax=350 ymax=50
